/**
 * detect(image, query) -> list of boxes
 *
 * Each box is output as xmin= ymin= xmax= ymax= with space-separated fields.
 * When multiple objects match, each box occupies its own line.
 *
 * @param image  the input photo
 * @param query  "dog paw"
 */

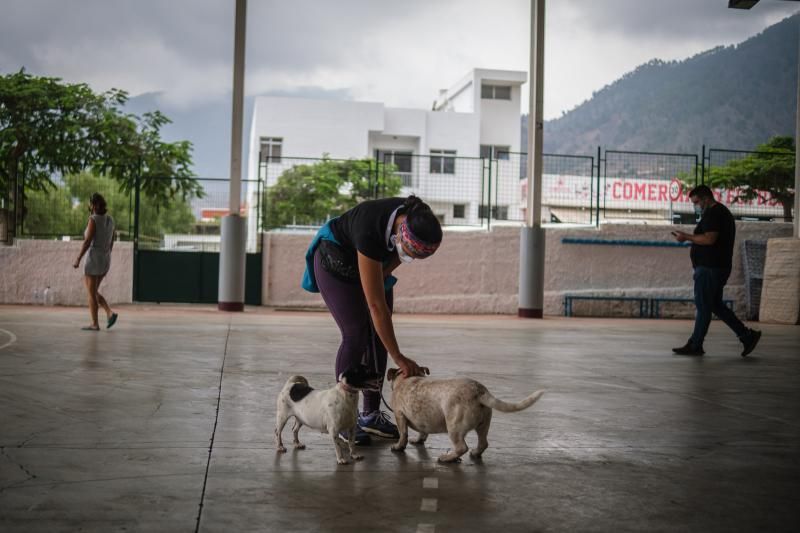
xmin=337 ymin=458 xmax=350 ymax=465
xmin=293 ymin=443 xmax=306 ymax=450
xmin=410 ymin=439 xmax=426 ymax=445
xmin=277 ymin=446 xmax=287 ymax=453
xmin=437 ymin=455 xmax=462 ymax=464
xmin=391 ymin=445 xmax=406 ymax=452
xmin=351 ymin=454 xmax=364 ymax=461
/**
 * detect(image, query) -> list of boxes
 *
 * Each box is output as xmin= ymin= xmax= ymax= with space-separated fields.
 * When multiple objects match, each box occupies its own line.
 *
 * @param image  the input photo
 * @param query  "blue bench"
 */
xmin=649 ymin=297 xmax=734 ymax=318
xmin=564 ymin=295 xmax=649 ymax=318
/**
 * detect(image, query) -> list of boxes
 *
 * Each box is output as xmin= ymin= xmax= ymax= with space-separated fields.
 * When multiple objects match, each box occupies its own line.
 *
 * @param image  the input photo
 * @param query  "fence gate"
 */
xmin=133 ymin=177 xmax=263 ymax=305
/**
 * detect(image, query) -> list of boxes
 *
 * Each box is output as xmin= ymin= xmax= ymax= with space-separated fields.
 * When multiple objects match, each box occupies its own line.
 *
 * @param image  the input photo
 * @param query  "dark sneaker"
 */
xmin=358 ymin=410 xmax=399 ymax=439
xmin=339 ymin=427 xmax=372 ymax=446
xmin=672 ymin=342 xmax=705 ymax=356
xmin=740 ymin=329 xmax=762 ymax=357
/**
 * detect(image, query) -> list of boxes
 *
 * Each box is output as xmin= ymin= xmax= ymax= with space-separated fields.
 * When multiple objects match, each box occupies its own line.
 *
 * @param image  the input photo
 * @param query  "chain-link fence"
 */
xmin=497 ymin=152 xmax=596 ymax=225
xmin=706 ymin=148 xmax=794 ymax=221
xmin=136 ymin=177 xmax=261 ymax=253
xmin=18 ymin=174 xmax=136 ymax=241
xmin=11 ymin=145 xmax=794 ymax=241
xmin=601 ymin=150 xmax=699 ymax=224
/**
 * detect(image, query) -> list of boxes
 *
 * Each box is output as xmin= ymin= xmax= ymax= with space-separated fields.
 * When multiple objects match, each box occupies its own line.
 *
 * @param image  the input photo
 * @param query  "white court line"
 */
xmin=420 ymin=498 xmax=438 ymax=512
xmin=0 ymin=328 xmax=17 ymax=351
xmin=417 ymin=524 xmax=436 ymax=533
xmin=423 ymin=477 xmax=438 ymax=489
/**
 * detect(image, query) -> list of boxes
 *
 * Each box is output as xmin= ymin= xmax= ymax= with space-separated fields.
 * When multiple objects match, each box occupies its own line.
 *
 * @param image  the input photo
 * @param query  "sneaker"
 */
xmin=672 ymin=341 xmax=705 ymax=356
xmin=740 ymin=329 xmax=762 ymax=357
xmin=339 ymin=427 xmax=372 ymax=446
xmin=358 ymin=410 xmax=400 ymax=439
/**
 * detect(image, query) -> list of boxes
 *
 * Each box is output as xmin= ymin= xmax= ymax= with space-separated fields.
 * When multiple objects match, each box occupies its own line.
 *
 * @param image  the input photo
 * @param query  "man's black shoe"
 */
xmin=672 ymin=342 xmax=705 ymax=356
xmin=740 ymin=329 xmax=762 ymax=357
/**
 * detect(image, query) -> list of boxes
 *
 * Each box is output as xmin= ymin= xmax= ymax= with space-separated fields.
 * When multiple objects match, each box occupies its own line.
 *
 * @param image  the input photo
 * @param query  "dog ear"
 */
xmin=386 ymin=368 xmax=399 ymax=382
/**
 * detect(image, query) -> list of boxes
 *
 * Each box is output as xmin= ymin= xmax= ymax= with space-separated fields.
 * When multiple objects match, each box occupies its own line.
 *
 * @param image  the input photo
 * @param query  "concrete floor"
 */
xmin=0 ymin=304 xmax=798 ymax=533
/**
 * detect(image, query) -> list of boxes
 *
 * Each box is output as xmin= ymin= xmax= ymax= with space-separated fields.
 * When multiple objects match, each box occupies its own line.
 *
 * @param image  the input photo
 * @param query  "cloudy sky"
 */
xmin=2 ymin=0 xmax=798 ymax=121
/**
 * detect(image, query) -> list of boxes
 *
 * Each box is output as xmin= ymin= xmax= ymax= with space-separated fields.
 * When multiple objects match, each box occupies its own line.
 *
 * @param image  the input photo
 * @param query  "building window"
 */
xmin=430 ymin=150 xmax=456 ymax=174
xmin=481 ymin=84 xmax=512 ymax=100
xmin=453 ymin=204 xmax=466 ymax=219
xmin=377 ymin=150 xmax=413 ymax=187
xmin=480 ymin=145 xmax=511 ymax=160
xmin=376 ymin=150 xmax=412 ymax=173
xmin=478 ymin=204 xmax=509 ymax=220
xmin=260 ymin=137 xmax=283 ymax=163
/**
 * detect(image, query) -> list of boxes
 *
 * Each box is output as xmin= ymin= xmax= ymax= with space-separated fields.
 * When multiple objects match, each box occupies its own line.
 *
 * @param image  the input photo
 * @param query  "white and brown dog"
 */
xmin=275 ymin=366 xmax=381 ymax=465
xmin=386 ymin=368 xmax=544 ymax=462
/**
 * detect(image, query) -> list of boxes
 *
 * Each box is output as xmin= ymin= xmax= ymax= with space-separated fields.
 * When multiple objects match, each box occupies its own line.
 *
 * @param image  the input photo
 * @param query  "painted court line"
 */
xmin=420 ymin=498 xmax=438 ymax=512
xmin=423 ymin=477 xmax=438 ymax=489
xmin=0 ymin=328 xmax=17 ymax=351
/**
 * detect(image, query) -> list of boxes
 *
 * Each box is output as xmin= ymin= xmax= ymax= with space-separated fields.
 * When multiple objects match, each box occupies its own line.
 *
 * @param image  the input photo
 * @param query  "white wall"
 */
xmin=0 ymin=240 xmax=133 ymax=306
xmin=259 ymin=222 xmax=794 ymax=316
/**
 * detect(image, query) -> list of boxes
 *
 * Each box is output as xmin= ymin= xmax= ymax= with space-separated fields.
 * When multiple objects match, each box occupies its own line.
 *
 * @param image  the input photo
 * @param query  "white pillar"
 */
xmin=219 ymin=0 xmax=247 ymax=311
xmin=518 ymin=0 xmax=546 ymax=318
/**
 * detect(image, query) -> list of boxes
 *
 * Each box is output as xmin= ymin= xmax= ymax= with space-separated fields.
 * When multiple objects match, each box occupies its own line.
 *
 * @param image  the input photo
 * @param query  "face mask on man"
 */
xmin=694 ymin=203 xmax=703 ymax=216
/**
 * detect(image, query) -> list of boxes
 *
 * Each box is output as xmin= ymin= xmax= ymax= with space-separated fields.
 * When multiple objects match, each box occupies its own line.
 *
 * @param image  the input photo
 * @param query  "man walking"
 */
xmin=671 ymin=185 xmax=761 ymax=357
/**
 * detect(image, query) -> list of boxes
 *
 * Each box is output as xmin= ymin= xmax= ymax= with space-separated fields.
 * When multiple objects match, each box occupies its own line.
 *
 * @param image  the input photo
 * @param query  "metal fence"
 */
xmin=9 ymin=145 xmax=795 ymax=241
xmin=600 ymin=150 xmax=699 ymax=224
xmin=136 ymin=177 xmax=262 ymax=253
xmin=18 ymin=176 xmax=136 ymax=241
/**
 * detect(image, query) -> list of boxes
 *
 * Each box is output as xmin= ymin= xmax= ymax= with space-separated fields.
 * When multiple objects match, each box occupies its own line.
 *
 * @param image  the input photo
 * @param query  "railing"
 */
xmin=12 ymin=145 xmax=794 ymax=240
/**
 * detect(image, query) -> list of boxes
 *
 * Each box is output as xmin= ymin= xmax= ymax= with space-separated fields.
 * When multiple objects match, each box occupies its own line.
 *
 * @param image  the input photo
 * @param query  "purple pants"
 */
xmin=314 ymin=247 xmax=393 ymax=414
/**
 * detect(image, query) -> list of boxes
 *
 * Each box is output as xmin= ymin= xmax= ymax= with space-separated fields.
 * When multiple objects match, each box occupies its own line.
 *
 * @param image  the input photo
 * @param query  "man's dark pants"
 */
xmin=689 ymin=266 xmax=748 ymax=348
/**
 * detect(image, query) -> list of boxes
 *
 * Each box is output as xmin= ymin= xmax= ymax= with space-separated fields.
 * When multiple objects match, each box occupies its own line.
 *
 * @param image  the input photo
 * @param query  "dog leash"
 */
xmin=366 ymin=315 xmax=394 ymax=413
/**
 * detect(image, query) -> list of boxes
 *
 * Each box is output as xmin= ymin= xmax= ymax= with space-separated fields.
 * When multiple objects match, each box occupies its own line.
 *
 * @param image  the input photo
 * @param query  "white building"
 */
xmin=245 ymin=68 xmax=528 ymax=242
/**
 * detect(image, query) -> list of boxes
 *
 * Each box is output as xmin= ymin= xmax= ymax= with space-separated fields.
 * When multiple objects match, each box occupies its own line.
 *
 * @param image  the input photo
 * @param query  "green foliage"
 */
xmin=706 ymin=136 xmax=795 ymax=220
xmin=0 ymin=69 xmax=203 ymax=238
xmin=22 ymin=171 xmax=197 ymax=239
xmin=263 ymin=157 xmax=402 ymax=228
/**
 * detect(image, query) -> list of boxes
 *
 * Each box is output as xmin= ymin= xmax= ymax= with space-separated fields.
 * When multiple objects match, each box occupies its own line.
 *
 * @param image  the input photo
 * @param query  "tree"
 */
xmin=22 ymin=171 xmax=197 ymax=240
xmin=706 ymin=136 xmax=795 ymax=221
xmin=263 ymin=157 xmax=402 ymax=228
xmin=0 ymin=69 xmax=202 ymax=242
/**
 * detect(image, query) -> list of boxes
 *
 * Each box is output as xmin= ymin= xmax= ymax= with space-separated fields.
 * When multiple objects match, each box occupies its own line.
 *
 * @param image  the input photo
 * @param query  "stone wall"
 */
xmin=0 ymin=240 xmax=133 ymax=305
xmin=261 ymin=222 xmax=794 ymax=317
xmin=759 ymin=238 xmax=800 ymax=324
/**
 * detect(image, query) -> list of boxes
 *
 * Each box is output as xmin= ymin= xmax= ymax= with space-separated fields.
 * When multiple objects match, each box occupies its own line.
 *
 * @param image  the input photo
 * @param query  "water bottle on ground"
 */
xmin=44 ymin=286 xmax=54 ymax=306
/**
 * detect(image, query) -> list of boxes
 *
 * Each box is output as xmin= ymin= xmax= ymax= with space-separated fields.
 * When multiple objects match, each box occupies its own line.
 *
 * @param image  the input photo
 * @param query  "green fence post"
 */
xmin=487 ymin=157 xmax=492 ymax=232
xmin=700 ymin=144 xmax=705 ymax=186
xmin=596 ymin=146 xmax=602 ymax=228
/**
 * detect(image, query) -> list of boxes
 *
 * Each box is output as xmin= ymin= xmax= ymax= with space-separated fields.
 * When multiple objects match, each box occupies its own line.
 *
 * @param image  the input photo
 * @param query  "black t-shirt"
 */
xmin=690 ymin=202 xmax=736 ymax=269
xmin=329 ymin=197 xmax=406 ymax=263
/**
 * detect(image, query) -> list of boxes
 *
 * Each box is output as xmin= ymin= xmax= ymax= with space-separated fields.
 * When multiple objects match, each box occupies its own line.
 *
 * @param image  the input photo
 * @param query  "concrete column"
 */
xmin=794 ymin=21 xmax=799 ymax=238
xmin=219 ymin=0 xmax=247 ymax=311
xmin=518 ymin=0 xmax=546 ymax=318
xmin=219 ymin=215 xmax=246 ymax=311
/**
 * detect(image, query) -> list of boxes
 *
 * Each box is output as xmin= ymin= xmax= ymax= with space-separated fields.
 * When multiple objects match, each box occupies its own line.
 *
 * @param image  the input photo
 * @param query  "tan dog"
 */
xmin=386 ymin=368 xmax=544 ymax=462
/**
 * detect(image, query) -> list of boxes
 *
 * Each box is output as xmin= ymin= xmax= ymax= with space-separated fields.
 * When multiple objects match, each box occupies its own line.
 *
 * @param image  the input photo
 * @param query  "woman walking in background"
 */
xmin=73 ymin=192 xmax=118 ymax=331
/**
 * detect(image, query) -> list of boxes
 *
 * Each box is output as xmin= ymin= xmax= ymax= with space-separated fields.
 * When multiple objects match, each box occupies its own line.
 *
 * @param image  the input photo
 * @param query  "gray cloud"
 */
xmin=2 ymin=0 xmax=798 ymax=117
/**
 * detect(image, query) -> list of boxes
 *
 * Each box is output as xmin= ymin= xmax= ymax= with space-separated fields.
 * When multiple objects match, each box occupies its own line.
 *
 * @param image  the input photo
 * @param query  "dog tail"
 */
xmin=480 ymin=389 xmax=544 ymax=413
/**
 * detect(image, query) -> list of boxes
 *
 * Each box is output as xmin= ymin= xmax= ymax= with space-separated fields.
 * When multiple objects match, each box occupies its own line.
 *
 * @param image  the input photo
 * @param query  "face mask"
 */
xmin=395 ymin=237 xmax=415 ymax=263
xmin=693 ymin=204 xmax=703 ymax=216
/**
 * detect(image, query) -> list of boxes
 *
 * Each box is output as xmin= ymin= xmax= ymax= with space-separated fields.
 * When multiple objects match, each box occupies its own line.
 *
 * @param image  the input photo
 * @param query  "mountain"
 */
xmin=536 ymin=13 xmax=799 ymax=155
